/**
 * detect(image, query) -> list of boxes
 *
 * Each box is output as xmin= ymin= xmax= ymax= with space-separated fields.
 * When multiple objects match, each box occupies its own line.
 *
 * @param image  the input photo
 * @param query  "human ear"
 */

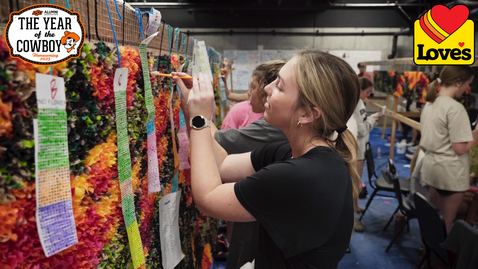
xmin=298 ymin=107 xmax=321 ymax=125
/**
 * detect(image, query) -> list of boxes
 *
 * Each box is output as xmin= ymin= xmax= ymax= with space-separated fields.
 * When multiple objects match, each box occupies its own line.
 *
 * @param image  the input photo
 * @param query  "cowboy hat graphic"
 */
xmin=60 ymin=31 xmax=80 ymax=53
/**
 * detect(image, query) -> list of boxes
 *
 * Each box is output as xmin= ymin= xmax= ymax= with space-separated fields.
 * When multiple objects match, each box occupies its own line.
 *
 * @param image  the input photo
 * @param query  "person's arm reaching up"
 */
xmin=173 ymin=72 xmax=255 ymax=183
xmin=176 ymin=73 xmax=255 ymax=221
xmin=221 ymin=71 xmax=249 ymax=102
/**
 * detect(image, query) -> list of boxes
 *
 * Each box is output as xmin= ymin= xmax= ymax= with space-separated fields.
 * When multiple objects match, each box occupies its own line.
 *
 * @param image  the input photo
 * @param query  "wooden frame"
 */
xmin=358 ymin=57 xmax=430 ymax=159
xmin=364 ymin=97 xmax=420 ymax=159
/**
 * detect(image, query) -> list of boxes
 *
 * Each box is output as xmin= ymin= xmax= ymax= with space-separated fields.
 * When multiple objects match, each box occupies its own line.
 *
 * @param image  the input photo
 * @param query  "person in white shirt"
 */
xmin=353 ymin=77 xmax=381 ymax=181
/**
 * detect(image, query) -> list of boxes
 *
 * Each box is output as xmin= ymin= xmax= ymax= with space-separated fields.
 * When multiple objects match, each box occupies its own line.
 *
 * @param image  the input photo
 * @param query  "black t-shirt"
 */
xmin=234 ymin=142 xmax=354 ymax=269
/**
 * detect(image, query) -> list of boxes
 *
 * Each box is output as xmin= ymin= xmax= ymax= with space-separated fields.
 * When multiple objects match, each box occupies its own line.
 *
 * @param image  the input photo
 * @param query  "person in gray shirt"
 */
xmin=214 ymin=61 xmax=287 ymax=155
xmin=173 ymin=60 xmax=287 ymax=269
xmin=215 ymin=117 xmax=285 ymax=154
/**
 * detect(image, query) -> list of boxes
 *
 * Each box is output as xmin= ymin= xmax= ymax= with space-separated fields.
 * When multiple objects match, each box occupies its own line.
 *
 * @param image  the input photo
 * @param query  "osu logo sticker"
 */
xmin=414 ymin=4 xmax=474 ymax=65
xmin=5 ymin=4 xmax=85 ymax=65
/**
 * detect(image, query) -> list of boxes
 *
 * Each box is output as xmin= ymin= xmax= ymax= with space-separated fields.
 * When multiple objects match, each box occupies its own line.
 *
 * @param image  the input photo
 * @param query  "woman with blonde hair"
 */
xmin=420 ymin=66 xmax=478 ymax=233
xmin=174 ymin=49 xmax=360 ymax=268
xmin=214 ymin=61 xmax=288 ymax=268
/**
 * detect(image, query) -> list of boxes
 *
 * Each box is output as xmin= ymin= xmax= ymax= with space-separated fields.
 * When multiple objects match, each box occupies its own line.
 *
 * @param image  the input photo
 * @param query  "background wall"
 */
xmin=183 ymin=27 xmax=414 ymax=59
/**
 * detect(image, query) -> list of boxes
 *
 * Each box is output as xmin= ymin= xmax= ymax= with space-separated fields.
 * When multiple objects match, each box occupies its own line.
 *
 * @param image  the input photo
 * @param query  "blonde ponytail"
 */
xmin=335 ymin=130 xmax=360 ymax=212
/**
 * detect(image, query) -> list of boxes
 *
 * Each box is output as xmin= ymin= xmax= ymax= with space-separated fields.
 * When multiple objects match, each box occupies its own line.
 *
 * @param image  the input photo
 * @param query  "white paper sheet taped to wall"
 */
xmin=145 ymin=8 xmax=162 ymax=37
xmin=159 ymin=190 xmax=185 ymax=269
xmin=223 ymin=49 xmax=382 ymax=91
xmin=192 ymin=40 xmax=213 ymax=82
xmin=223 ymin=50 xmax=297 ymax=91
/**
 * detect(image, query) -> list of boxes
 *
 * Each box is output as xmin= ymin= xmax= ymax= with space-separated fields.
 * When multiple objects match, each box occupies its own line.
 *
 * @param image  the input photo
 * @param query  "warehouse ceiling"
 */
xmin=128 ymin=0 xmax=478 ymax=29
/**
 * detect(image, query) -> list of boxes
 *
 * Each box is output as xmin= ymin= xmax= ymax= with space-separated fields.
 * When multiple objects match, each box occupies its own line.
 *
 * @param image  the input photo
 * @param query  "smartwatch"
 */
xmin=190 ymin=115 xmax=211 ymax=130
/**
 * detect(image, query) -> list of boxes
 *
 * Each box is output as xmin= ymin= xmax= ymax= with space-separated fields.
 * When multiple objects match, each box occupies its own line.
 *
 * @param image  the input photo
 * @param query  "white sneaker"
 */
xmin=398 ymin=139 xmax=407 ymax=146
xmin=406 ymin=142 xmax=415 ymax=147
xmin=407 ymin=145 xmax=418 ymax=154
xmin=385 ymin=142 xmax=403 ymax=147
xmin=406 ymin=153 xmax=414 ymax=160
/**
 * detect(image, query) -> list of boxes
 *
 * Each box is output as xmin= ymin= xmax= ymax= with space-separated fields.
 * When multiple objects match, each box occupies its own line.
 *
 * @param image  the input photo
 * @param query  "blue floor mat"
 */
xmin=339 ymin=128 xmax=421 ymax=269
xmin=213 ymin=128 xmax=422 ymax=269
xmin=211 ymin=261 xmax=226 ymax=269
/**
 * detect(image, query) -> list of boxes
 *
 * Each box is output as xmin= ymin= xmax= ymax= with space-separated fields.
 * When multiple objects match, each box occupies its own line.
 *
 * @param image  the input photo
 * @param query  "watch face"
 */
xmin=192 ymin=116 xmax=206 ymax=128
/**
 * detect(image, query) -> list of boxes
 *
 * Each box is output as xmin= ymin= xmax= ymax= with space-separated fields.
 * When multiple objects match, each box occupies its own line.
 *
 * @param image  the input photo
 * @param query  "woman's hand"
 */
xmin=371 ymin=112 xmax=382 ymax=122
xmin=220 ymin=69 xmax=228 ymax=77
xmin=186 ymin=73 xmax=215 ymax=118
xmin=220 ymin=69 xmax=229 ymax=83
xmin=172 ymin=72 xmax=193 ymax=105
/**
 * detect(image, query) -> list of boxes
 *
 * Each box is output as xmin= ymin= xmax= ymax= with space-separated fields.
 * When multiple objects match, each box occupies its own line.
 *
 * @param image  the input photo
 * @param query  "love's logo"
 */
xmin=414 ymin=4 xmax=474 ymax=65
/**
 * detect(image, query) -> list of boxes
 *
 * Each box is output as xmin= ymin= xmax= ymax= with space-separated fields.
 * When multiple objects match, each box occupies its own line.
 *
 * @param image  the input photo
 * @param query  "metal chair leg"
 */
xmin=383 ymin=206 xmax=399 ymax=232
xmin=360 ymin=188 xmax=378 ymax=221
xmin=415 ymin=245 xmax=429 ymax=269
xmin=415 ymin=255 xmax=426 ymax=269
xmin=427 ymin=248 xmax=432 ymax=269
xmin=385 ymin=217 xmax=409 ymax=252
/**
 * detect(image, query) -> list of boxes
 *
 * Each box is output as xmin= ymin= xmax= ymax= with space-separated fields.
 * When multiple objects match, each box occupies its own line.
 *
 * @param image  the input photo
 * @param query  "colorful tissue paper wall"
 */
xmin=0 ymin=38 xmax=217 ymax=269
xmin=373 ymin=70 xmax=473 ymax=108
xmin=207 ymin=48 xmax=224 ymax=129
xmin=373 ymin=71 xmax=437 ymax=103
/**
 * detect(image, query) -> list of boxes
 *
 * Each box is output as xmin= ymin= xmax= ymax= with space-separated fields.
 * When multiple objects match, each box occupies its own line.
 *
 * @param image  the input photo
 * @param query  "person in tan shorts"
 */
xmin=420 ymin=66 xmax=478 ymax=233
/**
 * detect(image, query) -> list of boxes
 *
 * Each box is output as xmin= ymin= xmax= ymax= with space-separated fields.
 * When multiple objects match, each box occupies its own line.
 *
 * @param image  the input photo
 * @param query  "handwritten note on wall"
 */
xmin=192 ymin=40 xmax=213 ymax=82
xmin=35 ymin=74 xmax=78 ymax=257
xmin=159 ymin=190 xmax=185 ymax=269
xmin=114 ymin=68 xmax=145 ymax=268
xmin=140 ymin=42 xmax=162 ymax=194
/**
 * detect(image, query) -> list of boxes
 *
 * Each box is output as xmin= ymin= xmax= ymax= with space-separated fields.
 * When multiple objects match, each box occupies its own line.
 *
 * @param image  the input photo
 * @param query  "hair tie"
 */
xmin=437 ymin=78 xmax=442 ymax=84
xmin=337 ymin=126 xmax=348 ymax=134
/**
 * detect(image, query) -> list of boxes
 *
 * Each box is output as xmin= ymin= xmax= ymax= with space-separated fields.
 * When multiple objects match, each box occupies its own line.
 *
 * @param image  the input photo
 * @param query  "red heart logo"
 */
xmin=459 ymin=42 xmax=465 ymax=47
xmin=431 ymin=5 xmax=468 ymax=35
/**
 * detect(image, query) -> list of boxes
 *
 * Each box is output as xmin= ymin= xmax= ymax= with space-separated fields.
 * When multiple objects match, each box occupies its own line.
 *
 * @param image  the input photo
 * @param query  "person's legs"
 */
xmin=411 ymin=117 xmax=420 ymax=145
xmin=438 ymin=192 xmax=464 ymax=233
xmin=428 ymin=186 xmax=438 ymax=206
xmin=402 ymin=123 xmax=411 ymax=142
xmin=411 ymin=129 xmax=418 ymax=145
xmin=354 ymin=160 xmax=365 ymax=232
xmin=429 ymin=187 xmax=464 ymax=233
xmin=397 ymin=122 xmax=404 ymax=137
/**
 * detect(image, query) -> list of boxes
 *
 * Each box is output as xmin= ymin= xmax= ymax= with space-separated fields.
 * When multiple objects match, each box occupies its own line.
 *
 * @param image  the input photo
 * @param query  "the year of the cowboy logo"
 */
xmin=5 ymin=4 xmax=85 ymax=65
xmin=414 ymin=4 xmax=474 ymax=65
